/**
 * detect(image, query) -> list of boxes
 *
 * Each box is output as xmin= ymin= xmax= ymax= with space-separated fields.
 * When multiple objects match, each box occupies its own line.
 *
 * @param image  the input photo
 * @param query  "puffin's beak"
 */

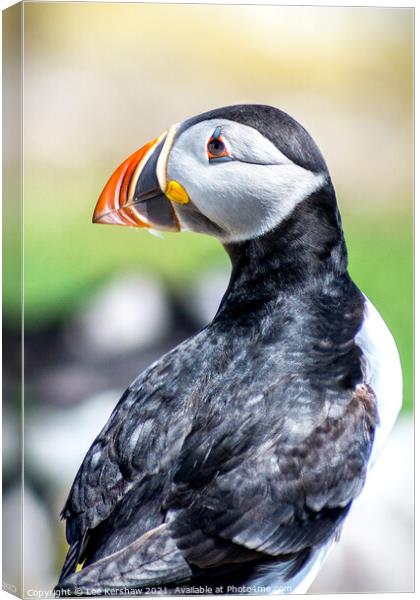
xmin=93 ymin=131 xmax=186 ymax=232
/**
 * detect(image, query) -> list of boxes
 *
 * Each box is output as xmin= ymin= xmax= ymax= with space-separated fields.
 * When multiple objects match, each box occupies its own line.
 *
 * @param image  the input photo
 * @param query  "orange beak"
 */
xmin=92 ymin=134 xmax=180 ymax=231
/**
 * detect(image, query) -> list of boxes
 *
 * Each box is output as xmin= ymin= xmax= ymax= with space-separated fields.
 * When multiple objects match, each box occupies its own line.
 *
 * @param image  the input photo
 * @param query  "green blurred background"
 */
xmin=15 ymin=2 xmax=412 ymax=407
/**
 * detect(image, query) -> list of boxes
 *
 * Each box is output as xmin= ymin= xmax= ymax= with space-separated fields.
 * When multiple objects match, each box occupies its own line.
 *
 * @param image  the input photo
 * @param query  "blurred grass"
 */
xmin=344 ymin=208 xmax=413 ymax=413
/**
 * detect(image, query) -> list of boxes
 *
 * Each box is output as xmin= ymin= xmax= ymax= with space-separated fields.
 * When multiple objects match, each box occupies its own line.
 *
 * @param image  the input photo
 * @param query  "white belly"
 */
xmin=356 ymin=295 xmax=403 ymax=468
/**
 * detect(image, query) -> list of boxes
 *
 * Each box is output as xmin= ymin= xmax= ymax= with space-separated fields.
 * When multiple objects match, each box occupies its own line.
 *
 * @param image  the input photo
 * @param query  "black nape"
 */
xmin=220 ymin=180 xmax=348 ymax=310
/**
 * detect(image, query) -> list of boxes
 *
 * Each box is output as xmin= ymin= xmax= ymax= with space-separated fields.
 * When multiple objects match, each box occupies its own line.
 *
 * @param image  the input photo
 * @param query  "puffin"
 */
xmin=57 ymin=105 xmax=402 ymax=595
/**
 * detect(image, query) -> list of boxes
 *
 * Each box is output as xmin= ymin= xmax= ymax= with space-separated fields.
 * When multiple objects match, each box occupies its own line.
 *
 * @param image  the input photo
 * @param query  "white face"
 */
xmin=166 ymin=119 xmax=326 ymax=242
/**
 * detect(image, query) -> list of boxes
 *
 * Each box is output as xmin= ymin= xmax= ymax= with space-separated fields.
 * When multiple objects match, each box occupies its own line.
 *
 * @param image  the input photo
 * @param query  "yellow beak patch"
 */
xmin=165 ymin=180 xmax=190 ymax=205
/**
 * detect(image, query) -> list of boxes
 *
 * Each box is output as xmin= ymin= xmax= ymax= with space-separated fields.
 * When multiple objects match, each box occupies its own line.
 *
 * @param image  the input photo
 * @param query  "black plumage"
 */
xmin=57 ymin=106 xmax=379 ymax=595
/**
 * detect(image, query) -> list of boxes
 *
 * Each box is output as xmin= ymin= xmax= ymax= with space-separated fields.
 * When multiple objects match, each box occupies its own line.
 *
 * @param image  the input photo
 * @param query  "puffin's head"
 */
xmin=93 ymin=105 xmax=330 ymax=243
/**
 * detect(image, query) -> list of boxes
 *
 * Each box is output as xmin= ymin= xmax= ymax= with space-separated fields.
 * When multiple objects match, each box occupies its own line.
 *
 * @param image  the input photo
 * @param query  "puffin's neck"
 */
xmin=217 ymin=182 xmax=349 ymax=316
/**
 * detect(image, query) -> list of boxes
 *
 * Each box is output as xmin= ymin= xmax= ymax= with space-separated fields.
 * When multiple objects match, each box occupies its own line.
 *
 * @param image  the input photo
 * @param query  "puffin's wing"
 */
xmin=58 ymin=382 xmax=377 ymax=592
xmin=58 ymin=524 xmax=193 ymax=594
xmin=58 ymin=344 xmax=196 ymax=582
xmin=166 ymin=383 xmax=378 ymax=567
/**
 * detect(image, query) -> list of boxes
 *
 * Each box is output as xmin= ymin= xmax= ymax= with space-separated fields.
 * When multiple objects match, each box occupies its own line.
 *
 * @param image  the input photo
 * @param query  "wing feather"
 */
xmin=166 ymin=384 xmax=377 ymax=566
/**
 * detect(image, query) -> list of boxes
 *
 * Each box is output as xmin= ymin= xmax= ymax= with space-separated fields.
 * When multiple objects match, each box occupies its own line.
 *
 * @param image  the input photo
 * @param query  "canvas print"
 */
xmin=2 ymin=2 xmax=413 ymax=597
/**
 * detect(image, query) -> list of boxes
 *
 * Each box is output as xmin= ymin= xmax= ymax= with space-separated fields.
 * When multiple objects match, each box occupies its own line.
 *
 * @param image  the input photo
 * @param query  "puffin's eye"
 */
xmin=207 ymin=127 xmax=232 ymax=162
xmin=208 ymin=138 xmax=226 ymax=157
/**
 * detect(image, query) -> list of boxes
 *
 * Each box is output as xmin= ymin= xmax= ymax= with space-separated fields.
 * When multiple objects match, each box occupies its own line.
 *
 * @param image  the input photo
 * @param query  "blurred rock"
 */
xmin=30 ymin=275 xmax=196 ymax=408
xmin=189 ymin=268 xmax=231 ymax=326
xmin=310 ymin=416 xmax=414 ymax=593
xmin=2 ymin=407 xmax=20 ymax=481
xmin=65 ymin=273 xmax=171 ymax=357
xmin=35 ymin=364 xmax=107 ymax=408
xmin=25 ymin=391 xmax=117 ymax=488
